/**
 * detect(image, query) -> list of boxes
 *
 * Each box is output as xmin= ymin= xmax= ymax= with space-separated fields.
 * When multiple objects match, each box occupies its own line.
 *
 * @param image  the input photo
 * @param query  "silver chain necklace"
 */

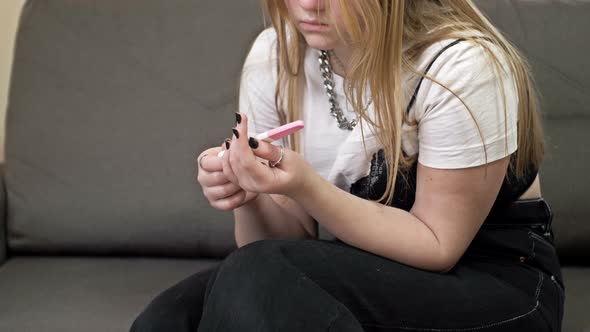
xmin=318 ymin=50 xmax=358 ymax=130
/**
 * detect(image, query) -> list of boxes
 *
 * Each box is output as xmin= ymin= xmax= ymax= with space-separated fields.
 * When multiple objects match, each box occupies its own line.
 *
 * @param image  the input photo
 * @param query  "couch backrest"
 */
xmin=5 ymin=0 xmax=264 ymax=257
xmin=474 ymin=0 xmax=590 ymax=263
xmin=5 ymin=0 xmax=589 ymax=261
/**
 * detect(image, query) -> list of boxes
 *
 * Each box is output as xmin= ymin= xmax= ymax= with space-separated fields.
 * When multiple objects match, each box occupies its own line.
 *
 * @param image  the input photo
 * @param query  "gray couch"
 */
xmin=0 ymin=1 xmax=588 ymax=331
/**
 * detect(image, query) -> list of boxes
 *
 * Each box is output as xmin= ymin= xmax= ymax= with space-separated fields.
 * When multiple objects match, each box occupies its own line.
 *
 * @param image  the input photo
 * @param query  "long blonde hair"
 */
xmin=260 ymin=0 xmax=544 ymax=205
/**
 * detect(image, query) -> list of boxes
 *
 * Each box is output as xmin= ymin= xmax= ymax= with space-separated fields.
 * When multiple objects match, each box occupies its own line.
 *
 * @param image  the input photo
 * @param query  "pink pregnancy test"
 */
xmin=217 ymin=120 xmax=304 ymax=157
xmin=255 ymin=120 xmax=305 ymax=142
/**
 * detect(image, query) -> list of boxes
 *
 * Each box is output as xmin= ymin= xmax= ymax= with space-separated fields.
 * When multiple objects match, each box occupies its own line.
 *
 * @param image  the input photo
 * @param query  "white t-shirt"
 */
xmin=239 ymin=28 xmax=518 ymax=192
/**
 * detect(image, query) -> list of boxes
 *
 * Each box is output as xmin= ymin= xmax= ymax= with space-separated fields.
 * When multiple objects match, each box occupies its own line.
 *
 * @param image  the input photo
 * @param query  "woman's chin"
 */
xmin=301 ymin=34 xmax=338 ymax=50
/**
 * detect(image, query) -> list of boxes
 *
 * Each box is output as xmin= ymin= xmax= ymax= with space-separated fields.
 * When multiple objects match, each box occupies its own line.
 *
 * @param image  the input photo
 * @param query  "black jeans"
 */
xmin=130 ymin=198 xmax=564 ymax=331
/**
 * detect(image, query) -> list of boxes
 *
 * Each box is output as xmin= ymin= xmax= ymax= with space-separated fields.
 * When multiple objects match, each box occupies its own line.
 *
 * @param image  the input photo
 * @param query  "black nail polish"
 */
xmin=235 ymin=113 xmax=242 ymax=125
xmin=232 ymin=128 xmax=240 ymax=139
xmin=224 ymin=139 xmax=230 ymax=150
xmin=248 ymin=137 xmax=259 ymax=149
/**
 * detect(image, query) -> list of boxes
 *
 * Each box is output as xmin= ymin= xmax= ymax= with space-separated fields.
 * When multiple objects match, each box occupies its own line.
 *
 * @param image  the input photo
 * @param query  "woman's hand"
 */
xmin=196 ymin=144 xmax=259 ymax=211
xmin=221 ymin=112 xmax=315 ymax=198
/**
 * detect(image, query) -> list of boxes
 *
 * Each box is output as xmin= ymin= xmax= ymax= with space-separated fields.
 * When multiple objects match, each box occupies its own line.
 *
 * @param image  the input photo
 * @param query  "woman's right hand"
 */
xmin=196 ymin=142 xmax=259 ymax=211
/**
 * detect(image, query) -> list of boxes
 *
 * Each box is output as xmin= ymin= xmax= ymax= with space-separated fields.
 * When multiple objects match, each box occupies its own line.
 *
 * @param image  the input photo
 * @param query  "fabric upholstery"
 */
xmin=475 ymin=0 xmax=590 ymax=119
xmin=542 ymin=119 xmax=590 ymax=261
xmin=4 ymin=0 xmax=264 ymax=257
xmin=0 ymin=163 xmax=6 ymax=265
xmin=561 ymin=267 xmax=590 ymax=332
xmin=0 ymin=256 xmax=221 ymax=332
xmin=5 ymin=0 xmax=588 ymax=260
xmin=475 ymin=0 xmax=590 ymax=260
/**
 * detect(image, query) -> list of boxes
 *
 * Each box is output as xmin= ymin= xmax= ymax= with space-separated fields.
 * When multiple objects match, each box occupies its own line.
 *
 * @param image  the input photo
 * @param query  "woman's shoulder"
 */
xmin=415 ymin=32 xmax=512 ymax=79
xmin=409 ymin=32 xmax=519 ymax=169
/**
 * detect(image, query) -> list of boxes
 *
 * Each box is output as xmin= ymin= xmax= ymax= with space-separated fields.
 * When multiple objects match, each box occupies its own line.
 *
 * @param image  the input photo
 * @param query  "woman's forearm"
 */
xmin=291 ymin=173 xmax=449 ymax=272
xmin=233 ymin=193 xmax=314 ymax=248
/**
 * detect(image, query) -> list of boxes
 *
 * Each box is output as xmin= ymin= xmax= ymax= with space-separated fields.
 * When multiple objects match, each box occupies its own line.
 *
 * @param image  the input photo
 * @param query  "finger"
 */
xmin=199 ymin=153 xmax=223 ymax=173
xmin=231 ymin=112 xmax=266 ymax=174
xmin=198 ymin=170 xmax=231 ymax=187
xmin=197 ymin=142 xmax=229 ymax=185
xmin=216 ymin=139 xmax=230 ymax=158
xmin=212 ymin=189 xmax=247 ymax=211
xmin=232 ymin=112 xmax=254 ymax=159
xmin=247 ymin=137 xmax=284 ymax=165
xmin=220 ymin=139 xmax=240 ymax=185
xmin=204 ymin=181 xmax=242 ymax=201
xmin=196 ymin=147 xmax=223 ymax=171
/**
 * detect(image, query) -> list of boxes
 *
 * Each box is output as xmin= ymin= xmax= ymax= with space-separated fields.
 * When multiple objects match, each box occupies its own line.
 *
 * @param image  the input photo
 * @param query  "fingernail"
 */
xmin=224 ymin=138 xmax=231 ymax=150
xmin=235 ymin=113 xmax=242 ymax=125
xmin=248 ymin=137 xmax=259 ymax=149
xmin=232 ymin=128 xmax=240 ymax=139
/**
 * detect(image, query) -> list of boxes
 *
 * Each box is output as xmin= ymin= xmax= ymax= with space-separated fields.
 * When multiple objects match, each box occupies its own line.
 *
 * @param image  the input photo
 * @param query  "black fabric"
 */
xmin=350 ymin=39 xmax=539 ymax=217
xmin=130 ymin=264 xmax=221 ymax=332
xmin=130 ymin=216 xmax=564 ymax=331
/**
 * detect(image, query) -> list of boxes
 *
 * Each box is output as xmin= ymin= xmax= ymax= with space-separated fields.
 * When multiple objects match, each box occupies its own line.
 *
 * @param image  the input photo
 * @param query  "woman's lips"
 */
xmin=299 ymin=20 xmax=330 ymax=32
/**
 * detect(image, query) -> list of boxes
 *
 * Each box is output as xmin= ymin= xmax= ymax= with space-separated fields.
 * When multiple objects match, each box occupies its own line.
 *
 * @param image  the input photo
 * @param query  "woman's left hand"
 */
xmin=220 ymin=112 xmax=316 ymax=198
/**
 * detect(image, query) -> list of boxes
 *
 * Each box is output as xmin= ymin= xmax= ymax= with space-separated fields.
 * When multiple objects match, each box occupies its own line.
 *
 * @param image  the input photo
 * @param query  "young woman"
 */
xmin=131 ymin=0 xmax=565 ymax=331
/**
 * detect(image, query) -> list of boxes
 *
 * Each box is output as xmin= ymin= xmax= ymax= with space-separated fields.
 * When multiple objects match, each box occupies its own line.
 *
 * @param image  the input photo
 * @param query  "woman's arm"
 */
xmin=291 ymin=155 xmax=510 ymax=273
xmin=285 ymin=40 xmax=519 ymax=272
xmin=234 ymin=193 xmax=316 ymax=248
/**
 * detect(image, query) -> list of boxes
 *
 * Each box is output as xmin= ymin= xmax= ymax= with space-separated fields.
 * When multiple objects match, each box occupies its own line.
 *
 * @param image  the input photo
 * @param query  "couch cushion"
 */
xmin=6 ymin=0 xmax=589 ymax=260
xmin=0 ymin=164 xmax=6 ymax=265
xmin=561 ymin=267 xmax=590 ymax=332
xmin=475 ymin=0 xmax=590 ymax=119
xmin=542 ymin=119 xmax=590 ymax=261
xmin=475 ymin=0 xmax=590 ymax=261
xmin=5 ymin=0 xmax=264 ymax=256
xmin=0 ymin=256 xmax=220 ymax=332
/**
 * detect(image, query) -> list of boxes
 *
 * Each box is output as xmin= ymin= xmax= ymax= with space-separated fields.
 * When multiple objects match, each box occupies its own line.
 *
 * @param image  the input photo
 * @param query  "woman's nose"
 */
xmin=297 ymin=0 xmax=325 ymax=12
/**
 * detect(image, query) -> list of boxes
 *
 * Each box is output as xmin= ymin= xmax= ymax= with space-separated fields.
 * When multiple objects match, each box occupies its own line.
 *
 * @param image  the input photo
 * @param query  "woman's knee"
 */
xmin=130 ymin=290 xmax=196 ymax=332
xmin=208 ymin=239 xmax=296 ymax=295
xmin=129 ymin=266 xmax=219 ymax=332
xmin=222 ymin=239 xmax=287 ymax=268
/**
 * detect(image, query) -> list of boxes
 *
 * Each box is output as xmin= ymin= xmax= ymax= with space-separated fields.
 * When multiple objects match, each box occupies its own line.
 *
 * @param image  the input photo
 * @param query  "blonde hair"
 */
xmin=260 ymin=0 xmax=544 ymax=205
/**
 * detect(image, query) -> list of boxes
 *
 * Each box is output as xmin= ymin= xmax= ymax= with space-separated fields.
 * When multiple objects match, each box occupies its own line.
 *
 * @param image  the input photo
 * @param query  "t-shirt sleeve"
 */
xmin=238 ymin=28 xmax=285 ymax=146
xmin=414 ymin=40 xmax=519 ymax=169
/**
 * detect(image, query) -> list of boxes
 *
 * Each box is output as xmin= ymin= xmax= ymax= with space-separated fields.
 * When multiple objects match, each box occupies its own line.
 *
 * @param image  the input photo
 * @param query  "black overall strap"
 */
xmin=405 ymin=38 xmax=466 ymax=114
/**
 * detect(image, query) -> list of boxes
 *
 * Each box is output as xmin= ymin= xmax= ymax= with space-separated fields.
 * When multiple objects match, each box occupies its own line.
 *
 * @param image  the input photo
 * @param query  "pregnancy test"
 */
xmin=217 ymin=120 xmax=304 ymax=157
xmin=255 ymin=120 xmax=305 ymax=143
